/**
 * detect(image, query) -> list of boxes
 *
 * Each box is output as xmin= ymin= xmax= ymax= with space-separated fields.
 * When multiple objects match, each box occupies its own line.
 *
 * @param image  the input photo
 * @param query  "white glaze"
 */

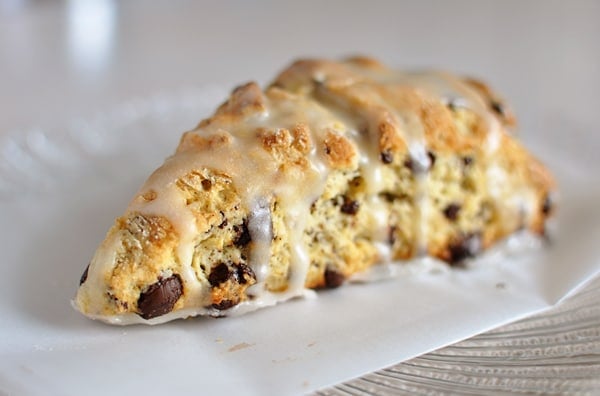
xmin=247 ymin=197 xmax=273 ymax=283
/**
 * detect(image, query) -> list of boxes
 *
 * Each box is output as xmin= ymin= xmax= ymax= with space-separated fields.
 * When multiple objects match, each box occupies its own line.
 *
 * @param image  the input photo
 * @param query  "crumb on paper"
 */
xmin=307 ymin=341 xmax=317 ymax=347
xmin=215 ymin=337 xmax=223 ymax=344
xmin=496 ymin=282 xmax=507 ymax=289
xmin=302 ymin=381 xmax=310 ymax=387
xmin=271 ymin=356 xmax=298 ymax=364
xmin=228 ymin=342 xmax=254 ymax=352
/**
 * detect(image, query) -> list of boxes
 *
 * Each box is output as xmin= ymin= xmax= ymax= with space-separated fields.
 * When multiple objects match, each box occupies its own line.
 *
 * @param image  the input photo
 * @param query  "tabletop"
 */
xmin=2 ymin=1 xmax=599 ymax=394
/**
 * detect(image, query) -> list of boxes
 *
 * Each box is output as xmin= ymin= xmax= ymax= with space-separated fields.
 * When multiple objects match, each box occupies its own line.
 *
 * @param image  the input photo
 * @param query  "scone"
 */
xmin=74 ymin=57 xmax=556 ymax=324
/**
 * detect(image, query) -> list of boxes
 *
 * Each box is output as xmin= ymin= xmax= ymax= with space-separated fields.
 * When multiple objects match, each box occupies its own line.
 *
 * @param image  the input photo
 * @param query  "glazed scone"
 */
xmin=74 ymin=57 xmax=556 ymax=324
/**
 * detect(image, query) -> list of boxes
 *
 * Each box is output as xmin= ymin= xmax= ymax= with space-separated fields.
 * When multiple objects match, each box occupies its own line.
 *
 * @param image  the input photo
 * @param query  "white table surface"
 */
xmin=2 ymin=1 xmax=599 ymax=394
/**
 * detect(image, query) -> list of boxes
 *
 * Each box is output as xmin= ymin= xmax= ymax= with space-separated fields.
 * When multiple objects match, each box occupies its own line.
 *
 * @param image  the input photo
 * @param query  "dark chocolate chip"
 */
xmin=324 ymin=268 xmax=345 ymax=288
xmin=490 ymin=100 xmax=505 ymax=117
xmin=201 ymin=179 xmax=212 ymax=191
xmin=448 ymin=233 xmax=481 ymax=265
xmin=310 ymin=200 xmax=317 ymax=213
xmin=447 ymin=99 xmax=457 ymax=111
xmin=212 ymin=299 xmax=237 ymax=310
xmin=380 ymin=192 xmax=396 ymax=203
xmin=427 ymin=151 xmax=436 ymax=168
xmin=462 ymin=156 xmax=473 ymax=167
xmin=403 ymin=155 xmax=432 ymax=173
xmin=388 ymin=226 xmax=397 ymax=245
xmin=350 ymin=177 xmax=362 ymax=188
xmin=542 ymin=195 xmax=553 ymax=216
xmin=79 ymin=264 xmax=90 ymax=285
xmin=445 ymin=97 xmax=467 ymax=111
xmin=233 ymin=220 xmax=252 ymax=247
xmin=443 ymin=203 xmax=461 ymax=221
xmin=219 ymin=212 xmax=229 ymax=230
xmin=403 ymin=157 xmax=415 ymax=172
xmin=137 ymin=274 xmax=183 ymax=320
xmin=208 ymin=263 xmax=231 ymax=286
xmin=233 ymin=263 xmax=256 ymax=285
xmin=380 ymin=150 xmax=394 ymax=164
xmin=340 ymin=197 xmax=360 ymax=215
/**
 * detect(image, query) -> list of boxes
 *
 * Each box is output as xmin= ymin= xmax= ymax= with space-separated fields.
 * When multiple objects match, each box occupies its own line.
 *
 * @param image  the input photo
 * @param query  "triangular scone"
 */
xmin=74 ymin=57 xmax=555 ymax=324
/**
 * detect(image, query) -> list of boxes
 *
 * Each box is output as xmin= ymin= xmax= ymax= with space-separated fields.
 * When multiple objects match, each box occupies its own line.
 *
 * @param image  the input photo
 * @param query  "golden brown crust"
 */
xmin=215 ymin=82 xmax=266 ymax=117
xmin=324 ymin=131 xmax=357 ymax=169
xmin=177 ymin=130 xmax=232 ymax=153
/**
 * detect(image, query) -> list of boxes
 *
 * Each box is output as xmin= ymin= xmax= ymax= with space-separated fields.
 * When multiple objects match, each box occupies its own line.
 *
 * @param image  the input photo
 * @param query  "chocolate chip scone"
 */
xmin=74 ymin=57 xmax=556 ymax=324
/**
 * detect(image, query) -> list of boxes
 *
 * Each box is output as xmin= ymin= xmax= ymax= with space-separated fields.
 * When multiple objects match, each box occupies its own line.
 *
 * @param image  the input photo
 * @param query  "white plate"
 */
xmin=1 ymin=88 xmax=599 ymax=396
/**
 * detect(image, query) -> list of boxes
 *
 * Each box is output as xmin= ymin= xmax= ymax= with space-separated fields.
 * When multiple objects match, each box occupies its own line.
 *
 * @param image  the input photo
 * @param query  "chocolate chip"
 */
xmin=462 ymin=156 xmax=473 ymax=167
xmin=233 ymin=263 xmax=256 ymax=285
xmin=340 ymin=197 xmax=360 ymax=215
xmin=448 ymin=233 xmax=481 ymax=265
xmin=233 ymin=220 xmax=252 ymax=247
xmin=443 ymin=203 xmax=461 ymax=221
xmin=212 ymin=299 xmax=237 ymax=310
xmin=79 ymin=264 xmax=90 ymax=285
xmin=388 ymin=226 xmax=397 ymax=245
xmin=137 ymin=274 xmax=183 ymax=320
xmin=427 ymin=151 xmax=436 ymax=168
xmin=324 ymin=268 xmax=345 ymax=288
xmin=445 ymin=97 xmax=466 ymax=111
xmin=350 ymin=177 xmax=362 ymax=188
xmin=201 ymin=179 xmax=212 ymax=191
xmin=403 ymin=154 xmax=433 ymax=173
xmin=208 ymin=263 xmax=231 ymax=286
xmin=380 ymin=150 xmax=394 ymax=164
xmin=380 ymin=192 xmax=396 ymax=203
xmin=541 ymin=194 xmax=553 ymax=216
xmin=490 ymin=100 xmax=505 ymax=117
xmin=403 ymin=157 xmax=415 ymax=172
xmin=218 ymin=211 xmax=228 ymax=229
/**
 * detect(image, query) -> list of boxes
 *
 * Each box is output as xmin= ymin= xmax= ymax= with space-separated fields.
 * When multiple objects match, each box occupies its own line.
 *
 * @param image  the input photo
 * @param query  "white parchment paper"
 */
xmin=0 ymin=89 xmax=598 ymax=395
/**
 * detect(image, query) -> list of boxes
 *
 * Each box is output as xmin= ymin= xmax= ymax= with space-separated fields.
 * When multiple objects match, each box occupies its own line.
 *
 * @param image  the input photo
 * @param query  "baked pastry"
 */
xmin=73 ymin=57 xmax=555 ymax=324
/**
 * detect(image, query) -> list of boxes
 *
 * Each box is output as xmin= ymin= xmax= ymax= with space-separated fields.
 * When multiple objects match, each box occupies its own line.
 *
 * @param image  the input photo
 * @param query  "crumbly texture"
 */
xmin=75 ymin=57 xmax=556 ymax=322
